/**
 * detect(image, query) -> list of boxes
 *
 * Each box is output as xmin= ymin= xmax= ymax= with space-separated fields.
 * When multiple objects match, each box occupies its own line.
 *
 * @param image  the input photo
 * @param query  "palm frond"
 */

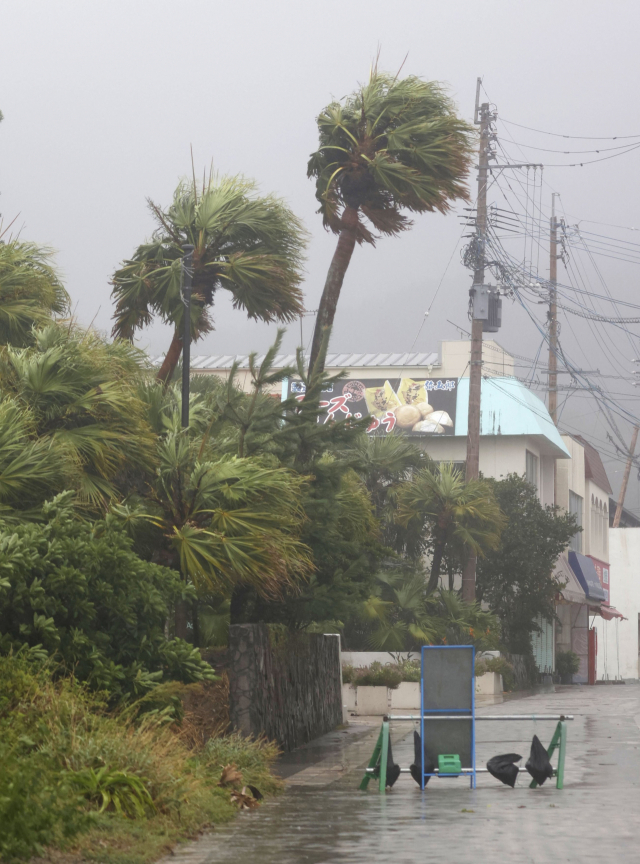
xmin=111 ymin=173 xmax=308 ymax=342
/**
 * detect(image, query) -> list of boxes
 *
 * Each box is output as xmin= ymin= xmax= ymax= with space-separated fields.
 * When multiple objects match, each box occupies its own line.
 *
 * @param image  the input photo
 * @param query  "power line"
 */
xmin=505 ymin=140 xmax=640 ymax=155
xmin=500 ymin=118 xmax=640 ymax=141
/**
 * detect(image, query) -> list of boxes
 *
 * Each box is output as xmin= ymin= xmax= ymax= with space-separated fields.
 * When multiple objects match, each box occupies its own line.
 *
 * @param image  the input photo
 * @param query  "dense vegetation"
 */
xmin=0 ymin=69 xmax=579 ymax=860
xmin=0 ymin=654 xmax=278 ymax=863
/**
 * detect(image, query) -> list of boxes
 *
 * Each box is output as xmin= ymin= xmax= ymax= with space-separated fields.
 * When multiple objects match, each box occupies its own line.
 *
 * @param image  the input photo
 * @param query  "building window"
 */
xmin=569 ymin=491 xmax=583 ymax=552
xmin=603 ymin=568 xmax=609 ymax=585
xmin=526 ymin=450 xmax=539 ymax=490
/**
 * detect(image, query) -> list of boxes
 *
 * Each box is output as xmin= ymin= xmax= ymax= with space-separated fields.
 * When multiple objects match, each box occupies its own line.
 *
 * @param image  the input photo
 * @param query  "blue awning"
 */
xmin=568 ymin=552 xmax=606 ymax=602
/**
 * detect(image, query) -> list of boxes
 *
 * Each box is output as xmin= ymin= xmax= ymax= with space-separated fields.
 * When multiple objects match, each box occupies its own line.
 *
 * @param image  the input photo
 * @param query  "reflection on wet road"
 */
xmin=163 ymin=686 xmax=640 ymax=864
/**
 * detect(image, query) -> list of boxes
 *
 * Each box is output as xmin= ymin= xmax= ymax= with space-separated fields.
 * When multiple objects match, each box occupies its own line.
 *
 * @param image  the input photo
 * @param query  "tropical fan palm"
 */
xmin=307 ymin=68 xmax=475 ymax=373
xmin=0 ymin=240 xmax=69 ymax=346
xmin=363 ymin=569 xmax=436 ymax=650
xmin=115 ymin=384 xmax=313 ymax=638
xmin=111 ymin=173 xmax=308 ymax=384
xmin=361 ymin=570 xmax=500 ymax=652
xmin=0 ymin=399 xmax=65 ymax=518
xmin=396 ymin=463 xmax=505 ymax=593
xmin=0 ymin=324 xmax=154 ymax=508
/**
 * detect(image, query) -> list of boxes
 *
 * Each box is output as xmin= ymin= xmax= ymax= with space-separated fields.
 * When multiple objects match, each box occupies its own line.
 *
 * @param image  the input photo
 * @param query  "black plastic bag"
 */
xmin=409 ymin=730 xmax=435 ymax=787
xmin=525 ymin=735 xmax=554 ymax=786
xmin=373 ymin=736 xmax=401 ymax=788
xmin=486 ymin=753 xmax=522 ymax=788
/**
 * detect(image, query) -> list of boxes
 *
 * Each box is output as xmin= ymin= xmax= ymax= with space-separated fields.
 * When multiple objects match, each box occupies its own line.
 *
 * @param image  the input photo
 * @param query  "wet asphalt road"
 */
xmin=165 ymin=685 xmax=640 ymax=863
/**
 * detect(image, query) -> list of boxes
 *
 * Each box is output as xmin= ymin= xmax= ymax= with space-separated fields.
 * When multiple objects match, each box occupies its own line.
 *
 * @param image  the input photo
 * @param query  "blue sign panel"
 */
xmin=568 ymin=551 xmax=606 ymax=602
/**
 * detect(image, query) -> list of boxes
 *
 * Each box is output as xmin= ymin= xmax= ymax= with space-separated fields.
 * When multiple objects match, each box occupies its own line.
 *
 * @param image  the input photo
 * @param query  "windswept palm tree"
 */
xmin=396 ymin=463 xmax=505 ymax=593
xmin=0 ymin=240 xmax=69 ymax=346
xmin=0 ymin=323 xmax=154 ymax=508
xmin=0 ymin=398 xmax=65 ymax=519
xmin=111 ymin=173 xmax=307 ymax=384
xmin=307 ymin=68 xmax=475 ymax=374
xmin=114 ymin=384 xmax=313 ymax=638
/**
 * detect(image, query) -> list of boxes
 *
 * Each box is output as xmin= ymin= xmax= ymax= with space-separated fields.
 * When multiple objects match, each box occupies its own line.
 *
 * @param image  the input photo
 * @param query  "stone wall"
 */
xmin=228 ymin=624 xmax=342 ymax=752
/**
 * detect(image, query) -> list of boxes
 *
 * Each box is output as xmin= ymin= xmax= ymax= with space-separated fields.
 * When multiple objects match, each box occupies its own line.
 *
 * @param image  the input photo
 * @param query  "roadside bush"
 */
xmin=0 ymin=654 xmax=279 ymax=863
xmin=0 ymin=495 xmax=214 ymax=702
xmin=556 ymin=650 xmax=580 ymax=681
xmin=475 ymin=656 xmax=515 ymax=691
xmin=341 ymin=661 xmax=407 ymax=689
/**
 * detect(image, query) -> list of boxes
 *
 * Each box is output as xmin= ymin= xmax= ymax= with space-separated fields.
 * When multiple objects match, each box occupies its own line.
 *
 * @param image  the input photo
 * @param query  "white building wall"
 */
xmin=438 ymin=340 xmax=515 ymax=379
xmin=421 ymin=435 xmax=550 ymax=497
xmin=593 ymin=528 xmax=640 ymax=681
xmin=540 ymin=456 xmax=555 ymax=508
xmin=557 ymin=435 xmax=585 ymax=512
xmin=585 ymin=478 xmax=610 ymax=562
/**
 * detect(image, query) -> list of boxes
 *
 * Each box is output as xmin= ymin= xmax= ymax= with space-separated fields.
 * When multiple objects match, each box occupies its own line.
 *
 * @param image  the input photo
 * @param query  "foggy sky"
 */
xmin=2 ymin=0 xmax=640 ymax=506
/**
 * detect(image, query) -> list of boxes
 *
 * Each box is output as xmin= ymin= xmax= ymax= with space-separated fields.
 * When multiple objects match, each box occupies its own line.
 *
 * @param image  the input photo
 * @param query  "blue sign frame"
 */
xmin=420 ymin=645 xmax=476 ymax=790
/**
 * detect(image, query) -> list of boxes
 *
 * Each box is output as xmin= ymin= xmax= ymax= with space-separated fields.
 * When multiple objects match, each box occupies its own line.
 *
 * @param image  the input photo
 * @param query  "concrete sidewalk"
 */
xmin=162 ymin=685 xmax=640 ymax=864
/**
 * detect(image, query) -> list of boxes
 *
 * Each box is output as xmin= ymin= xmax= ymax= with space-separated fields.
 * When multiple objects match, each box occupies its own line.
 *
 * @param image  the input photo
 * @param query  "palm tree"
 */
xmin=307 ymin=68 xmax=476 ymax=374
xmin=1 ymin=323 xmax=154 ymax=508
xmin=360 ymin=570 xmax=500 ymax=652
xmin=0 ymin=398 xmax=65 ymax=519
xmin=362 ymin=569 xmax=436 ymax=651
xmin=116 ymin=383 xmax=313 ymax=638
xmin=396 ymin=463 xmax=505 ymax=594
xmin=111 ymin=173 xmax=308 ymax=384
xmin=0 ymin=240 xmax=69 ymax=346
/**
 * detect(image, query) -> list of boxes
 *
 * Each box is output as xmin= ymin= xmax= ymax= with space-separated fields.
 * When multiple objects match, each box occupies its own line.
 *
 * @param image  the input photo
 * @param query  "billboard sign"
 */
xmin=288 ymin=376 xmax=458 ymax=435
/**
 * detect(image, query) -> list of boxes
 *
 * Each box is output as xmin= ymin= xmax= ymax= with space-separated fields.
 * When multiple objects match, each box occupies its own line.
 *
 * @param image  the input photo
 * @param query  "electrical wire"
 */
xmin=500 ymin=118 xmax=640 ymax=140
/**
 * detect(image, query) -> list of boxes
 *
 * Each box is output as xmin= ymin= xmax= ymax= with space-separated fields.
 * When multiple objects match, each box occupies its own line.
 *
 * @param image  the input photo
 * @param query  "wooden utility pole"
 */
xmin=548 ymin=194 xmax=559 ymax=425
xmin=613 ymin=425 xmax=639 ymax=528
xmin=462 ymin=82 xmax=491 ymax=603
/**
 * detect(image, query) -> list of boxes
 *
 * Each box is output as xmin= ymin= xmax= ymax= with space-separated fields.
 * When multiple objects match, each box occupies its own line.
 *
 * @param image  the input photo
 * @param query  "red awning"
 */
xmin=600 ymin=606 xmax=626 ymax=621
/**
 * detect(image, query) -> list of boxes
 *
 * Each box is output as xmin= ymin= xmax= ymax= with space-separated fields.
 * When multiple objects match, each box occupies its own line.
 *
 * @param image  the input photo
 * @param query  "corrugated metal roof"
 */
xmin=149 ymin=352 xmax=439 ymax=369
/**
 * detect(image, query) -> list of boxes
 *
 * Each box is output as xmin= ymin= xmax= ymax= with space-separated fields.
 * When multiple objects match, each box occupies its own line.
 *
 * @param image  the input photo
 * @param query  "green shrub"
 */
xmin=341 ymin=661 xmax=408 ymax=689
xmin=68 ymin=767 xmax=155 ymax=819
xmin=474 ymin=655 xmax=515 ymax=691
xmin=0 ymin=755 xmax=90 ymax=862
xmin=397 ymin=659 xmax=421 ymax=682
xmin=0 ymin=655 xmax=280 ymax=863
xmin=556 ymin=650 xmax=580 ymax=679
xmin=0 ymin=495 xmax=214 ymax=702
xmin=341 ymin=664 xmax=355 ymax=684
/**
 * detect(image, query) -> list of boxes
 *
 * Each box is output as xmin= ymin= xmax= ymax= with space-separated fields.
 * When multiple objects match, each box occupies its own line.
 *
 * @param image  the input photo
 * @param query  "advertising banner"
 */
xmin=588 ymin=556 xmax=610 ymax=605
xmin=288 ymin=376 xmax=458 ymax=435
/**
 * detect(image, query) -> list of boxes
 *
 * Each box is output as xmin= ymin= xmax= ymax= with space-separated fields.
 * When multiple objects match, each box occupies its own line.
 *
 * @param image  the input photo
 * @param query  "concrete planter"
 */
xmin=342 ymin=682 xmax=421 ymax=715
xmin=475 ymin=672 xmax=503 ymax=696
xmin=354 ymin=685 xmax=389 ymax=715
xmin=390 ymin=681 xmax=421 ymax=710
xmin=343 ymin=674 xmax=503 ymax=716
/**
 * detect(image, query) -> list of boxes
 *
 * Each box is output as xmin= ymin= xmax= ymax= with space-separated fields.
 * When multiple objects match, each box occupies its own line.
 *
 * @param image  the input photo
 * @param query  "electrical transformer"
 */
xmin=470 ymin=284 xmax=502 ymax=333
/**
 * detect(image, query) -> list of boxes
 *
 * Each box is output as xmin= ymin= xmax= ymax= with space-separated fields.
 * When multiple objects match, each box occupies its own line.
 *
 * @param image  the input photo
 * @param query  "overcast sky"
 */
xmin=2 ymin=0 xmax=640 ymax=504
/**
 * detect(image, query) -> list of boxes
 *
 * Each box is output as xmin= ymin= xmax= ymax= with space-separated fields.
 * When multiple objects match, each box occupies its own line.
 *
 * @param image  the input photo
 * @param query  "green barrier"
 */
xmin=358 ymin=720 xmax=390 ymax=793
xmin=360 ymin=717 xmax=568 ymax=792
xmin=529 ymin=720 xmax=567 ymax=790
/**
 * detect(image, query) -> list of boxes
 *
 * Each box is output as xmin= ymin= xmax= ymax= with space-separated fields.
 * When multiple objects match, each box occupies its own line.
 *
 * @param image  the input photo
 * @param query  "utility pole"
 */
xmin=181 ymin=244 xmax=195 ymax=429
xmin=462 ymin=81 xmax=491 ymax=603
xmin=613 ymin=425 xmax=639 ymax=528
xmin=548 ymin=193 xmax=559 ymax=425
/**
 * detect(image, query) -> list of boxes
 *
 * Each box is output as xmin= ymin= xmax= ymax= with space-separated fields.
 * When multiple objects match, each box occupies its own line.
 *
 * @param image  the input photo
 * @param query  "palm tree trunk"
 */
xmin=428 ymin=539 xmax=446 ymax=594
xmin=157 ymin=331 xmax=183 ymax=386
xmin=308 ymin=205 xmax=359 ymax=375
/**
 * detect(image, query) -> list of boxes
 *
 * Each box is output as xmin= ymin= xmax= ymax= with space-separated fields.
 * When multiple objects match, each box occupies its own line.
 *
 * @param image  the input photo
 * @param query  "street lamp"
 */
xmin=181 ymin=244 xmax=195 ymax=429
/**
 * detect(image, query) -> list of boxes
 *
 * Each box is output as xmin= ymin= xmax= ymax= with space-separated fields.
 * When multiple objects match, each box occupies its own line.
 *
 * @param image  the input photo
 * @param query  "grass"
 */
xmin=0 ymin=655 xmax=281 ymax=863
